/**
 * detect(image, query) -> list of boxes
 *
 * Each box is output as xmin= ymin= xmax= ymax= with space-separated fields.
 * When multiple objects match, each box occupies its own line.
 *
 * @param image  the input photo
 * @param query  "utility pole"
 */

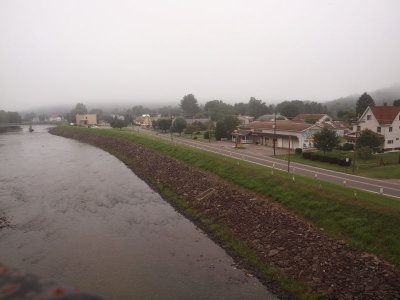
xmin=273 ymin=111 xmax=277 ymax=155
xmin=170 ymin=112 xmax=173 ymax=142
xmin=208 ymin=109 xmax=211 ymax=143
xmin=352 ymin=114 xmax=359 ymax=173
xmin=287 ymin=136 xmax=291 ymax=172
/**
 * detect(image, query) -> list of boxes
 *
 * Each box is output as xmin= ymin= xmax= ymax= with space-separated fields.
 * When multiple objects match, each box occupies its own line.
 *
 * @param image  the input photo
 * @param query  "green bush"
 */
xmin=302 ymin=152 xmax=312 ymax=159
xmin=295 ymin=148 xmax=302 ymax=155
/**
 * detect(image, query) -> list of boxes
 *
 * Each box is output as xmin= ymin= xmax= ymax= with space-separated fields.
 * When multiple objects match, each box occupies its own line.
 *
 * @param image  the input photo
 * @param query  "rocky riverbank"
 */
xmin=50 ymin=128 xmax=400 ymax=299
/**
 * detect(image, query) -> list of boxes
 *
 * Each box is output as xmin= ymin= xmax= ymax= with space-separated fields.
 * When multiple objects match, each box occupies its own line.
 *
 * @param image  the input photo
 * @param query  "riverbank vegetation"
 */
xmin=53 ymin=126 xmax=400 ymax=298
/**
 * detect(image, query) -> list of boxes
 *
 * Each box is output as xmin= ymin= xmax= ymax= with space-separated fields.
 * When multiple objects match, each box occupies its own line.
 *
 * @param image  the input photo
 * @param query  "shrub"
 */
xmin=193 ymin=136 xmax=198 ymax=140
xmin=302 ymin=152 xmax=312 ymax=159
xmin=203 ymin=131 xmax=210 ymax=139
xmin=329 ymin=157 xmax=338 ymax=164
xmin=295 ymin=148 xmax=302 ymax=155
xmin=343 ymin=143 xmax=354 ymax=151
xmin=311 ymin=154 xmax=320 ymax=161
xmin=320 ymin=156 xmax=329 ymax=162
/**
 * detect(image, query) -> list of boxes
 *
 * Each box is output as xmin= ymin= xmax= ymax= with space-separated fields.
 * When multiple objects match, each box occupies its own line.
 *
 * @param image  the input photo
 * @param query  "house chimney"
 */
xmin=384 ymin=102 xmax=387 ymax=106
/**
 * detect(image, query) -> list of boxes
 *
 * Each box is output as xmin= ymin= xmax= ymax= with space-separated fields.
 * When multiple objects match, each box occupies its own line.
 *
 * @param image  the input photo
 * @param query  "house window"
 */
xmin=377 ymin=127 xmax=381 ymax=133
xmin=367 ymin=115 xmax=371 ymax=120
xmin=389 ymin=127 xmax=393 ymax=132
xmin=388 ymin=140 xmax=393 ymax=144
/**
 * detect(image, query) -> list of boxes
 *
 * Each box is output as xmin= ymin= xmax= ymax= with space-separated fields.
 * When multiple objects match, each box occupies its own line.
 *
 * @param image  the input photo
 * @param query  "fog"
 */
xmin=1 ymin=0 xmax=400 ymax=111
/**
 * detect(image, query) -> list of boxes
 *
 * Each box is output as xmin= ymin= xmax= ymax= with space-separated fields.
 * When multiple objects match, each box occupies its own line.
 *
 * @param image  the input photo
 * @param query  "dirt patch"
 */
xmin=50 ymin=128 xmax=400 ymax=299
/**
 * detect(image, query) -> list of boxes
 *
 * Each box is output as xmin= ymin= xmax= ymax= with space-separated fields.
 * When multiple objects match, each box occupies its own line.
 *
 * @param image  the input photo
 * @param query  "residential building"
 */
xmin=48 ymin=114 xmax=62 ymax=122
xmin=76 ymin=114 xmax=97 ymax=126
xmin=233 ymin=120 xmax=321 ymax=149
xmin=351 ymin=103 xmax=400 ymax=150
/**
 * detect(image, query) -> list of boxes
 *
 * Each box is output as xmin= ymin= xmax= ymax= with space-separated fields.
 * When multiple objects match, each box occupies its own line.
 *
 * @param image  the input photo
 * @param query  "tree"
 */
xmin=246 ymin=97 xmax=270 ymax=118
xmin=356 ymin=129 xmax=383 ymax=150
xmin=356 ymin=92 xmax=375 ymax=116
xmin=280 ymin=103 xmax=299 ymax=119
xmin=110 ymin=118 xmax=127 ymax=130
xmin=357 ymin=146 xmax=373 ymax=161
xmin=180 ymin=94 xmax=200 ymax=118
xmin=215 ymin=120 xmax=227 ymax=141
xmin=223 ymin=115 xmax=240 ymax=137
xmin=172 ymin=117 xmax=187 ymax=135
xmin=313 ymin=127 xmax=340 ymax=155
xmin=234 ymin=102 xmax=248 ymax=115
xmin=156 ymin=119 xmax=172 ymax=132
xmin=204 ymin=100 xmax=234 ymax=121
xmin=184 ymin=124 xmax=198 ymax=137
xmin=393 ymin=99 xmax=400 ymax=106
xmin=74 ymin=103 xmax=87 ymax=114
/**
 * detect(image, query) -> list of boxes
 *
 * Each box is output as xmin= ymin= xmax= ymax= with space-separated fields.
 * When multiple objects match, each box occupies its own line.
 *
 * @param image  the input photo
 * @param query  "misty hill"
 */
xmin=325 ymin=83 xmax=400 ymax=116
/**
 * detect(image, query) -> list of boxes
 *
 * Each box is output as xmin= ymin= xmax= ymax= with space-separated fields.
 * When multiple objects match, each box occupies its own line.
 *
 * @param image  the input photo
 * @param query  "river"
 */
xmin=0 ymin=125 xmax=275 ymax=299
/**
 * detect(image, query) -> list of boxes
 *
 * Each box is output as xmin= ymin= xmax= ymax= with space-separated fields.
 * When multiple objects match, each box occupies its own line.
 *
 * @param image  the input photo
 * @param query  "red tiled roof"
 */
xmin=292 ymin=114 xmax=327 ymax=122
xmin=243 ymin=120 xmax=317 ymax=131
xmin=369 ymin=105 xmax=400 ymax=125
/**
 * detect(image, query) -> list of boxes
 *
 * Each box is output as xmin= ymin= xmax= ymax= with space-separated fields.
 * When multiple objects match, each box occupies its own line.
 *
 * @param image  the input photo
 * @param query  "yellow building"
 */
xmin=76 ymin=114 xmax=97 ymax=126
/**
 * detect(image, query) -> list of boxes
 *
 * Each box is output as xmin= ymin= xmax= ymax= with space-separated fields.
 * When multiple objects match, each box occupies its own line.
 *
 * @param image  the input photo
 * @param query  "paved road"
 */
xmin=133 ymin=128 xmax=400 ymax=199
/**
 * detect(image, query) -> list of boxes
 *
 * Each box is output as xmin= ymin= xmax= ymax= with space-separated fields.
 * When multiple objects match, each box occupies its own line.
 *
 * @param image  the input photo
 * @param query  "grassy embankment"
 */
xmin=59 ymin=126 xmax=400 ymax=265
xmin=275 ymin=150 xmax=400 ymax=179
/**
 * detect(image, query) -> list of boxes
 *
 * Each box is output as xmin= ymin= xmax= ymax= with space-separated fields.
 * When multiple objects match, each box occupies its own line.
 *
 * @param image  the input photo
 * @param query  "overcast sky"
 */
xmin=1 ymin=0 xmax=399 ymax=111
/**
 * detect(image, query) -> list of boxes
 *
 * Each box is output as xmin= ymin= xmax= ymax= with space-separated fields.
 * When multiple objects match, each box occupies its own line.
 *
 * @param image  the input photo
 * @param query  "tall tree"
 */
xmin=393 ymin=99 xmax=400 ymax=106
xmin=280 ymin=103 xmax=299 ymax=119
xmin=234 ymin=102 xmax=248 ymax=115
xmin=215 ymin=120 xmax=227 ymax=141
xmin=246 ymin=97 xmax=270 ymax=118
xmin=204 ymin=100 xmax=234 ymax=121
xmin=223 ymin=115 xmax=240 ymax=136
xmin=313 ymin=127 xmax=339 ymax=155
xmin=356 ymin=92 xmax=375 ymax=116
xmin=180 ymin=94 xmax=200 ymax=118
xmin=74 ymin=103 xmax=87 ymax=114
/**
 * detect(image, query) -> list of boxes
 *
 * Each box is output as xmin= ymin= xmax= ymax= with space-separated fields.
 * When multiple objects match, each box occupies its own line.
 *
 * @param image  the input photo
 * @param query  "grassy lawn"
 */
xmin=275 ymin=150 xmax=400 ymax=179
xmin=59 ymin=126 xmax=400 ymax=267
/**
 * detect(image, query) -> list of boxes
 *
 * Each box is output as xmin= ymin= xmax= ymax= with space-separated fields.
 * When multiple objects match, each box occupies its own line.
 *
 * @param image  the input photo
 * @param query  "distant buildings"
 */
xmin=76 ymin=114 xmax=97 ymax=126
xmin=48 ymin=114 xmax=62 ymax=122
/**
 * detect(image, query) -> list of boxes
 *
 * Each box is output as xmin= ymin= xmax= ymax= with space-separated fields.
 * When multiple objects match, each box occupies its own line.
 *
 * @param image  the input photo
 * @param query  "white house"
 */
xmin=352 ymin=103 xmax=400 ymax=150
xmin=233 ymin=120 xmax=322 ymax=149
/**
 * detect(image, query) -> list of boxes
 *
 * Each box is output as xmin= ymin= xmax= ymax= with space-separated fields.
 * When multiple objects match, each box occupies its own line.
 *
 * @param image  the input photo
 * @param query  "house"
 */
xmin=111 ymin=114 xmax=125 ymax=121
xmin=350 ymin=103 xmax=400 ymax=150
xmin=318 ymin=121 xmax=349 ymax=137
xmin=292 ymin=114 xmax=330 ymax=123
xmin=48 ymin=114 xmax=62 ymax=122
xmin=135 ymin=114 xmax=151 ymax=126
xmin=233 ymin=120 xmax=322 ymax=149
xmin=76 ymin=114 xmax=97 ymax=126
xmin=237 ymin=115 xmax=255 ymax=125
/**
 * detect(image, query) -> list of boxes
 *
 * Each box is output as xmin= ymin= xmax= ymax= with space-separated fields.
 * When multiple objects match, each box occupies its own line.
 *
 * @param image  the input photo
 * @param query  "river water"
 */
xmin=0 ymin=125 xmax=275 ymax=299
